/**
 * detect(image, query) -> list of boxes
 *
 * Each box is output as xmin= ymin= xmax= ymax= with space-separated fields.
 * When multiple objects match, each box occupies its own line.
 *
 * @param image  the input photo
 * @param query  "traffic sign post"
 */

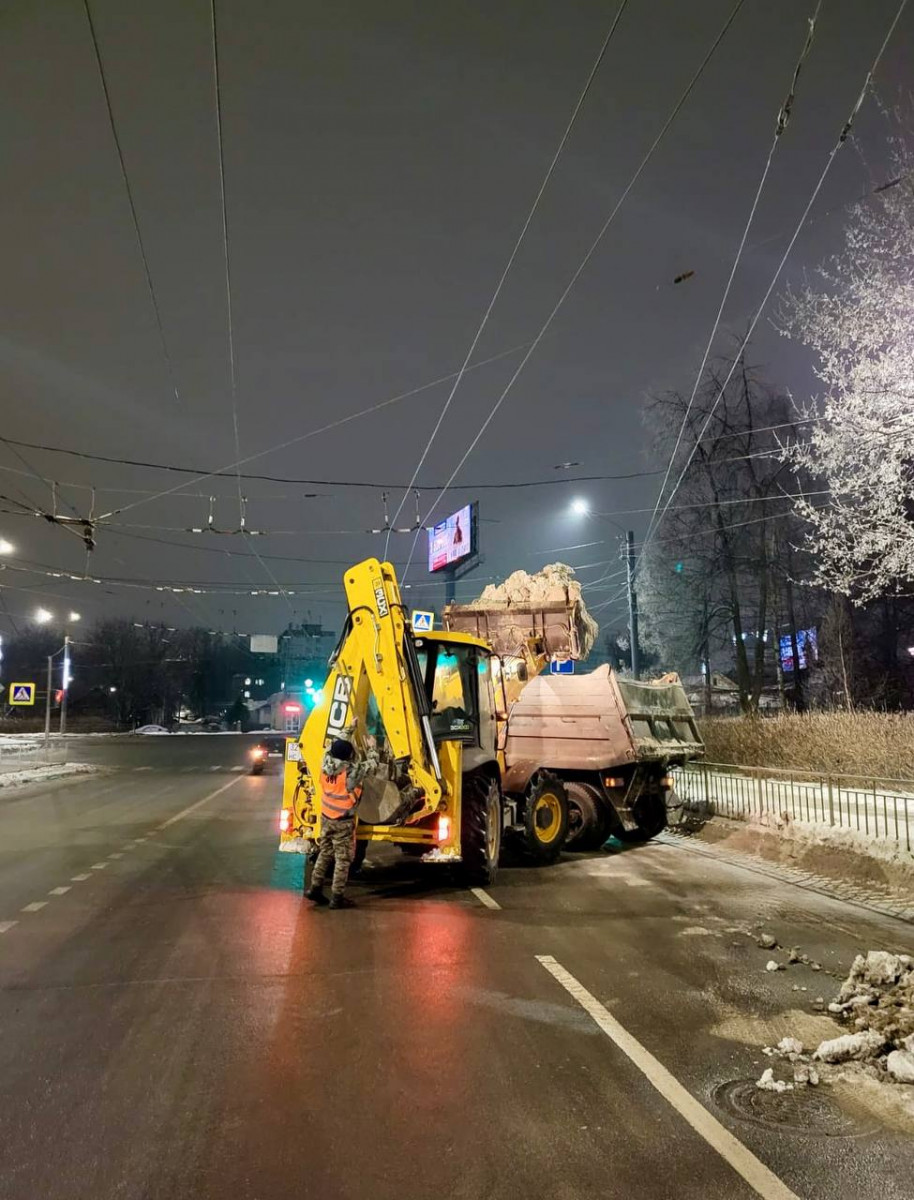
xmin=411 ymin=610 xmax=434 ymax=633
xmin=550 ymin=659 xmax=574 ymax=676
xmin=9 ymin=682 xmax=36 ymax=705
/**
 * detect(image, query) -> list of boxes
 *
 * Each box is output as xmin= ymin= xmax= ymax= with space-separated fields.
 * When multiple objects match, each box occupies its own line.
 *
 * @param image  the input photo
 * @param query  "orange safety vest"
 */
xmin=320 ymin=769 xmax=362 ymax=820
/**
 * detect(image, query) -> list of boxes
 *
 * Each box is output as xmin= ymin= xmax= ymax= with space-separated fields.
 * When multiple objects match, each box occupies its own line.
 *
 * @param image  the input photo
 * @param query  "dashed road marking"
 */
xmin=155 ymin=774 xmax=244 ymax=830
xmin=71 ymin=874 xmax=91 ymax=882
xmin=470 ymin=887 xmax=501 ymax=910
xmin=133 ymin=837 xmax=147 ymax=843
xmin=0 ymin=920 xmax=18 ymax=934
xmin=90 ymin=862 xmax=108 ymax=870
xmin=107 ymin=852 xmax=123 ymax=859
xmin=134 ymin=766 xmax=153 ymax=772
xmin=48 ymin=886 xmax=71 ymax=896
xmin=536 ymin=955 xmax=800 ymax=1200
xmin=230 ymin=765 xmax=245 ymax=772
xmin=22 ymin=901 xmax=48 ymax=913
xmin=208 ymin=765 xmax=221 ymax=772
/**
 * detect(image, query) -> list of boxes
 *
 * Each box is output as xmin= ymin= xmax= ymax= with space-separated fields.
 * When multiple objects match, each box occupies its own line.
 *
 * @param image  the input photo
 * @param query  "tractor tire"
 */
xmin=522 ymin=774 xmax=569 ymax=863
xmin=459 ymin=772 xmax=502 ymax=886
xmin=565 ymin=782 xmax=612 ymax=851
xmin=617 ymin=793 xmax=667 ymax=842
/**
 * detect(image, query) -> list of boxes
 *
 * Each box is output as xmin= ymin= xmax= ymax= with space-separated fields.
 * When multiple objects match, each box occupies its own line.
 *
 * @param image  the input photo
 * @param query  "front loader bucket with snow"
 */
xmin=443 ymin=597 xmax=586 ymax=662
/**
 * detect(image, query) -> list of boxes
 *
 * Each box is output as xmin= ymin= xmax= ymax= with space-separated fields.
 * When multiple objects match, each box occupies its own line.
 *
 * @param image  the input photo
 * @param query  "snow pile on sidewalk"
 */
xmin=473 ymin=564 xmax=599 ymax=656
xmin=0 ymin=762 xmax=97 ymax=790
xmin=758 ymin=951 xmax=914 ymax=1101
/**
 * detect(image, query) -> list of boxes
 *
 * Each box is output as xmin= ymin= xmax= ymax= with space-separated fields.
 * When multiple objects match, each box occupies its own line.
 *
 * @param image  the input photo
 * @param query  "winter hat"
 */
xmin=329 ymin=738 xmax=354 ymax=761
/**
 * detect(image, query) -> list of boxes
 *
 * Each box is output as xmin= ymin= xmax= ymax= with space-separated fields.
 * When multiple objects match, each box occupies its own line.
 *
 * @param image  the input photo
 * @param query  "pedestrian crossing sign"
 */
xmin=411 ymin=610 xmax=434 ymax=633
xmin=9 ymin=682 xmax=36 ymax=706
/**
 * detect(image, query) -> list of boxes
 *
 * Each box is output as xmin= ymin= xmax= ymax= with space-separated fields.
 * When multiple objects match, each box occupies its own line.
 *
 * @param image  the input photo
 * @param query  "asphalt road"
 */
xmin=1 ymin=736 xmax=913 ymax=1200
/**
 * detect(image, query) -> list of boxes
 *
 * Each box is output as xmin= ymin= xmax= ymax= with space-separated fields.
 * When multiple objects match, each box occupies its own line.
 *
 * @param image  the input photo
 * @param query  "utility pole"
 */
xmin=44 ymin=655 xmax=53 ymax=749
xmin=59 ymin=634 xmax=70 ymax=735
xmin=626 ymin=531 xmax=640 ymax=680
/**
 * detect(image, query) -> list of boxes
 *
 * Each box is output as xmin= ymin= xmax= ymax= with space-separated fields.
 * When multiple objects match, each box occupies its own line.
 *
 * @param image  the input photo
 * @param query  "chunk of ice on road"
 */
xmin=813 ymin=1030 xmax=885 ymax=1063
xmin=885 ymin=1049 xmax=914 ymax=1084
xmin=756 ymin=1068 xmax=793 ymax=1093
xmin=765 ymin=960 xmax=782 ymax=972
xmin=777 ymin=1037 xmax=804 ymax=1058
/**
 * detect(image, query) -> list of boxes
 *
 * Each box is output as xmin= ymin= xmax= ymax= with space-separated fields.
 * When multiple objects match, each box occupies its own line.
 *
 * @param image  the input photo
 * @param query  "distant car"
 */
xmin=135 ymin=724 xmax=170 ymax=735
xmin=250 ymin=734 xmax=286 ymax=775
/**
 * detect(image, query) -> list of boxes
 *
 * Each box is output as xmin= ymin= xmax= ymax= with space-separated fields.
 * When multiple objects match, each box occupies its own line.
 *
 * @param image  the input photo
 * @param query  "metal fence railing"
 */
xmin=674 ymin=761 xmax=914 ymax=853
xmin=0 ymin=740 xmax=67 ymax=776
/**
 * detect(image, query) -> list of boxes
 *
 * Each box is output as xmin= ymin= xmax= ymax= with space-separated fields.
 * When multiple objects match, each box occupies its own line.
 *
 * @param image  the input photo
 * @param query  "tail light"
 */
xmin=602 ymin=776 xmax=624 ymax=789
xmin=437 ymin=815 xmax=451 ymax=843
xmin=279 ymin=808 xmax=292 ymax=833
xmin=252 ymin=747 xmax=265 ymax=759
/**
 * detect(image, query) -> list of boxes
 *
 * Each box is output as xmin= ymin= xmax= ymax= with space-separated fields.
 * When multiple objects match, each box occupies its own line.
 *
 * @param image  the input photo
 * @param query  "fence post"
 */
xmin=827 ymin=776 xmax=834 ymax=827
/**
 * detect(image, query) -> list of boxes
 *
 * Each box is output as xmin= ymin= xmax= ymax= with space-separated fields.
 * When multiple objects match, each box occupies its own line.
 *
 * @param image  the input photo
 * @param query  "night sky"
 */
xmin=1 ymin=0 xmax=910 ymax=637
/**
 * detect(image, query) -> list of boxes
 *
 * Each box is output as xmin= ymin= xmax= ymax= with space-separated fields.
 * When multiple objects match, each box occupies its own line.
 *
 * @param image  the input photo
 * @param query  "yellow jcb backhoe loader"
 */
xmin=278 ymin=558 xmax=569 ymax=885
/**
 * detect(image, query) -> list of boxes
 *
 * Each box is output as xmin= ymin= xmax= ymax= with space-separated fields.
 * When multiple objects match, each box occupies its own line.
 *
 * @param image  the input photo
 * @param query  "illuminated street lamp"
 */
xmin=68 ymin=611 xmax=81 ymax=622
xmin=0 ymin=537 xmax=14 ymax=555
xmin=570 ymin=498 xmax=590 ymax=517
xmin=34 ymin=607 xmax=53 ymax=624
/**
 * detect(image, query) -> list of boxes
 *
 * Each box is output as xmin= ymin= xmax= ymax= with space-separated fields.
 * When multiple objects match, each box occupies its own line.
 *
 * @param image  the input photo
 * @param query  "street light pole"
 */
xmin=626 ymin=531 xmax=641 ymax=680
xmin=59 ymin=634 xmax=70 ymax=735
xmin=44 ymin=655 xmax=53 ymax=749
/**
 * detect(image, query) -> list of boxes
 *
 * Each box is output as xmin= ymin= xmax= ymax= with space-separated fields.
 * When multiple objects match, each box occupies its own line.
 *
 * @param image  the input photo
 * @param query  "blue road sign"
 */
xmin=550 ymin=659 xmax=574 ymax=675
xmin=411 ymin=610 xmax=434 ymax=633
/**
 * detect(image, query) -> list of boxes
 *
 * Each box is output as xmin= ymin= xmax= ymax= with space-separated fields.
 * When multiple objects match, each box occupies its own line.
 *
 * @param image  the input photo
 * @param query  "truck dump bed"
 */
xmin=502 ymin=664 xmax=703 ymax=778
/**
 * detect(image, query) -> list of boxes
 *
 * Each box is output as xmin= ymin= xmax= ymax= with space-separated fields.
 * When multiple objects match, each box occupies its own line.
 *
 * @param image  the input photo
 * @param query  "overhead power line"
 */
xmin=401 ymin=0 xmax=750 ymax=582
xmin=385 ymin=0 xmax=631 ymax=555
xmin=640 ymin=0 xmax=910 ymax=566
xmin=643 ymin=1 xmax=823 ymax=554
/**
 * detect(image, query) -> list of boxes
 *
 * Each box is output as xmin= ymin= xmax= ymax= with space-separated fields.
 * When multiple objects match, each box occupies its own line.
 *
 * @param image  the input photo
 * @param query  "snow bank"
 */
xmin=0 ymin=762 xmax=97 ymax=790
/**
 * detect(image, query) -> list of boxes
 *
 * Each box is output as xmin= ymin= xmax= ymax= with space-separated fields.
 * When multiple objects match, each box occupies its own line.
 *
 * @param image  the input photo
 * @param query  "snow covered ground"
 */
xmin=676 ymin=763 xmax=914 ymax=855
xmin=0 ymin=762 xmax=97 ymax=790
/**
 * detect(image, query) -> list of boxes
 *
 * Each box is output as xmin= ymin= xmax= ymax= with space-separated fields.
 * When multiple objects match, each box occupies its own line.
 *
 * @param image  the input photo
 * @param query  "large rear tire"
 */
xmin=617 ymin=793 xmax=667 ymax=842
xmin=522 ymin=774 xmax=568 ymax=863
xmin=460 ymin=772 xmax=502 ymax=886
xmin=565 ymin=782 xmax=611 ymax=851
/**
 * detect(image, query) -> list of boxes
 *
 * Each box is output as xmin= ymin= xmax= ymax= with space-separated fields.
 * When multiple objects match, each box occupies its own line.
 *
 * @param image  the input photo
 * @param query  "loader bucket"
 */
xmin=444 ymin=597 xmax=586 ymax=661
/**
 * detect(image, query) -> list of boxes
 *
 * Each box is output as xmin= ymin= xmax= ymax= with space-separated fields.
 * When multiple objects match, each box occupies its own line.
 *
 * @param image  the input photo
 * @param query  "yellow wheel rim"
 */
xmin=533 ymin=792 xmax=562 ymax=843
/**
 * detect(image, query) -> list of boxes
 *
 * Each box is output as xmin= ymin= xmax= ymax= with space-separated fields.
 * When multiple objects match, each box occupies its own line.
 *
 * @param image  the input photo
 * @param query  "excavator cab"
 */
xmin=413 ymin=634 xmax=500 ymax=762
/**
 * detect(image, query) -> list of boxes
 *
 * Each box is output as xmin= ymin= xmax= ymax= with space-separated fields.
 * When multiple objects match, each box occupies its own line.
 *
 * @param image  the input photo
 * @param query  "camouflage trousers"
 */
xmin=311 ymin=816 xmax=356 ymax=895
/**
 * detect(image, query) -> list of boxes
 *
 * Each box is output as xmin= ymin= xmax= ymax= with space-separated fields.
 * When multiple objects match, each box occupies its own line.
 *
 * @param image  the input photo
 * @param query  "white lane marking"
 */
xmin=182 ymin=767 xmax=196 ymax=773
xmin=230 ymin=765 xmax=245 ymax=772
xmin=0 ymin=920 xmax=18 ymax=934
xmin=536 ymin=956 xmax=799 ymax=1200
xmin=48 ymin=886 xmax=71 ymax=896
xmin=90 ymin=862 xmax=108 ymax=870
xmin=107 ymin=852 xmax=123 ymax=859
xmin=134 ymin=766 xmax=153 ymax=772
xmin=133 ymin=837 xmax=147 ymax=844
xmin=208 ymin=765 xmax=221 ymax=772
xmin=156 ymin=775 xmax=244 ymax=831
xmin=22 ymin=901 xmax=48 ymax=913
xmin=470 ymin=887 xmax=501 ymax=910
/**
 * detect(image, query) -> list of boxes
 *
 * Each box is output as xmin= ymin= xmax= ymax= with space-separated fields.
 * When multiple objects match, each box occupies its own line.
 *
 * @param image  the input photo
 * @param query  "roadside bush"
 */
xmin=697 ymin=712 xmax=914 ymax=781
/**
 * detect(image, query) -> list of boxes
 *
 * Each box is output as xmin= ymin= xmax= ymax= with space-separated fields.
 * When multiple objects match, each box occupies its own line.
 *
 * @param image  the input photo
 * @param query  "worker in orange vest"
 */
xmin=305 ymin=728 xmax=378 ymax=909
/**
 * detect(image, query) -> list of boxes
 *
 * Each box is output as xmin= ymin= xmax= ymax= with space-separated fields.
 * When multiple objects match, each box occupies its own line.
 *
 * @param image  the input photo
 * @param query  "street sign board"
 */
xmin=549 ymin=659 xmax=574 ymax=676
xmin=9 ymin=682 xmax=36 ymax=705
xmin=411 ymin=610 xmax=434 ymax=633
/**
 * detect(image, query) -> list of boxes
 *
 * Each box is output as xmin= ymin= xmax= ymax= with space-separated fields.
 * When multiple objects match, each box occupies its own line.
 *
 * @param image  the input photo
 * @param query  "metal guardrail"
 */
xmin=674 ymin=761 xmax=914 ymax=852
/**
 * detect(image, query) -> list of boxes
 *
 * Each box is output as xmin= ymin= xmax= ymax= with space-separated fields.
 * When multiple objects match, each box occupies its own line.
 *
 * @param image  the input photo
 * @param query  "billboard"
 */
xmin=250 ymin=634 xmax=278 ymax=654
xmin=779 ymin=627 xmax=818 ymax=673
xmin=428 ymin=503 xmax=475 ymax=573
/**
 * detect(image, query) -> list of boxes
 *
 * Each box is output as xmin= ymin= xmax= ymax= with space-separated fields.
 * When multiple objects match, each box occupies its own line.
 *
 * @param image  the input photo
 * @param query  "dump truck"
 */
xmin=444 ymin=590 xmax=704 ymax=850
xmin=279 ymin=557 xmax=703 ymax=886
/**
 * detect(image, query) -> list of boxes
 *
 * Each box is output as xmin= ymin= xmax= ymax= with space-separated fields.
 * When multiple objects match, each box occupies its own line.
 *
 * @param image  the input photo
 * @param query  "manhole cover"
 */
xmin=713 ymin=1079 xmax=878 ymax=1139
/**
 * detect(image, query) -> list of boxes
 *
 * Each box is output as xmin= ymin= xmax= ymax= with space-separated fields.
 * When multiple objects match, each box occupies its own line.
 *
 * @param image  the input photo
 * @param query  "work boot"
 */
xmin=305 ymin=886 xmax=329 ymax=906
xmin=329 ymin=893 xmax=355 ymax=910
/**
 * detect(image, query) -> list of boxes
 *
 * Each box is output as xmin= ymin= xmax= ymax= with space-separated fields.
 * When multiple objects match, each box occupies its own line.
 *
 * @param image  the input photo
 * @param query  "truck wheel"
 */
xmin=565 ymin=782 xmax=611 ymax=851
xmin=618 ymin=794 xmax=667 ymax=842
xmin=460 ymin=772 xmax=502 ymax=886
xmin=522 ymin=774 xmax=568 ymax=863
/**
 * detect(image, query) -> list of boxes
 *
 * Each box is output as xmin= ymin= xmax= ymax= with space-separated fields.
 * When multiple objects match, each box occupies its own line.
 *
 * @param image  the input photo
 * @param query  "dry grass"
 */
xmin=697 ymin=712 xmax=914 ymax=782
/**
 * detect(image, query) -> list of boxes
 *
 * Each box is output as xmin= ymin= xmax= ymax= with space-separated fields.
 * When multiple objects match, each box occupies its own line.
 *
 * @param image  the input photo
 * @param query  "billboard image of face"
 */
xmin=428 ymin=503 xmax=473 ymax=573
